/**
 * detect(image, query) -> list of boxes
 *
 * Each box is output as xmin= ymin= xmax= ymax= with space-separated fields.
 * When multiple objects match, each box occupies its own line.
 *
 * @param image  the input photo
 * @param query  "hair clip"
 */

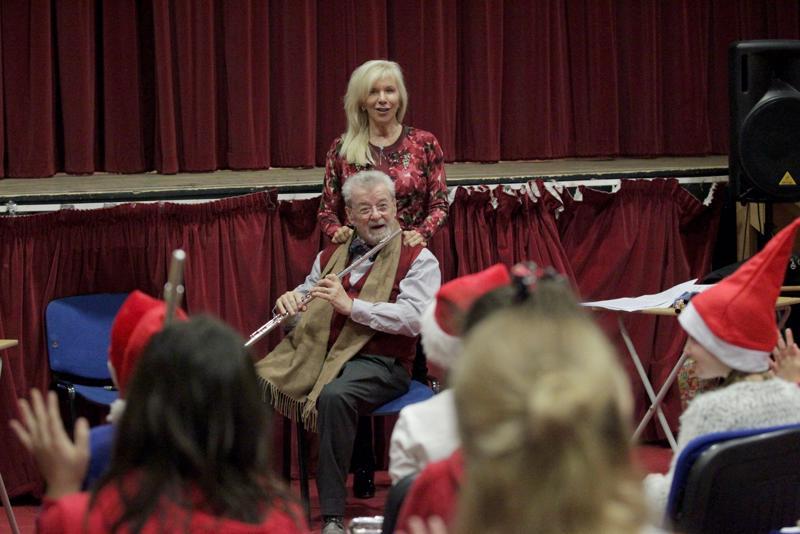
xmin=510 ymin=262 xmax=563 ymax=303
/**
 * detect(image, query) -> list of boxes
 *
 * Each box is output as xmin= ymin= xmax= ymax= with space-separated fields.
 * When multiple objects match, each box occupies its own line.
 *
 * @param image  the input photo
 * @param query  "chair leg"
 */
xmin=296 ymin=419 xmax=311 ymax=525
xmin=282 ymin=416 xmax=292 ymax=482
xmin=67 ymin=385 xmax=77 ymax=432
xmin=0 ymin=473 xmax=20 ymax=534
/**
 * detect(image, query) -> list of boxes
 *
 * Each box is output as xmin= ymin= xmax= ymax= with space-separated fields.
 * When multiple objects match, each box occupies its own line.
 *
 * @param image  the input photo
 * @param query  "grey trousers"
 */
xmin=316 ymin=354 xmax=410 ymax=517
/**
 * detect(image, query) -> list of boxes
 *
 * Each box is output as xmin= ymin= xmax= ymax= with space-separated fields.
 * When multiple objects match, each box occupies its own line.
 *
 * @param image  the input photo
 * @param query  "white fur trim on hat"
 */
xmin=678 ymin=302 xmax=770 ymax=373
xmin=420 ymin=300 xmax=462 ymax=371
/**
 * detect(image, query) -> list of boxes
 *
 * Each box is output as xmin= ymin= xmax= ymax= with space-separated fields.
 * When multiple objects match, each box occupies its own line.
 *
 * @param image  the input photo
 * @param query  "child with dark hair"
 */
xmin=12 ymin=316 xmax=308 ymax=534
xmin=86 ymin=290 xmax=188 ymax=487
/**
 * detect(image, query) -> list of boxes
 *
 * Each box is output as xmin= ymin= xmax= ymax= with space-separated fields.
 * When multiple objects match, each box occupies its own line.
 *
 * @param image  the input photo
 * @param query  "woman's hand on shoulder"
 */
xmin=403 ymin=230 xmax=427 ymax=247
xmin=332 ymin=226 xmax=354 ymax=244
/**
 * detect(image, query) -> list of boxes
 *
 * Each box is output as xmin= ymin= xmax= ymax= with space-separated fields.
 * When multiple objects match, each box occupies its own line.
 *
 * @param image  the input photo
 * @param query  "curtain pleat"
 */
xmin=314 ymin=1 xmax=388 ymax=165
xmin=0 ymin=182 xmax=720 ymax=493
xmin=455 ymin=1 xmax=504 ymax=162
xmin=221 ymin=0 xmax=270 ymax=170
xmin=55 ymin=1 xmax=97 ymax=173
xmin=268 ymin=0 xmax=316 ymax=167
xmin=102 ymin=1 xmax=148 ymax=172
xmin=500 ymin=1 xmax=571 ymax=159
xmin=0 ymin=0 xmax=4 ymax=177
xmin=616 ymin=0 xmax=663 ymax=155
xmin=388 ymin=0 xmax=458 ymax=159
xmin=559 ymin=180 xmax=722 ymax=440
xmin=2 ymin=0 xmax=55 ymax=177
xmin=3 ymin=1 xmax=799 ymax=177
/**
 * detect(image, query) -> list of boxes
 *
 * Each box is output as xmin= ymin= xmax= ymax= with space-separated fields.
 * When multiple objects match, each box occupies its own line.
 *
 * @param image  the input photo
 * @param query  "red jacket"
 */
xmin=37 ymin=489 xmax=309 ymax=534
xmin=396 ymin=449 xmax=464 ymax=532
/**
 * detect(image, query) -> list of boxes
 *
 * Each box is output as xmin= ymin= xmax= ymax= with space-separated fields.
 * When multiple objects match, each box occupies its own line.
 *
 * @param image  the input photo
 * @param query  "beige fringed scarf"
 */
xmin=255 ymin=232 xmax=402 ymax=431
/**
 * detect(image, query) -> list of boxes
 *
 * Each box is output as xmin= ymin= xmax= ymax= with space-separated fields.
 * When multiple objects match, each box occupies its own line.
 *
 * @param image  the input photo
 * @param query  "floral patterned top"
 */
xmin=318 ymin=126 xmax=449 ymax=240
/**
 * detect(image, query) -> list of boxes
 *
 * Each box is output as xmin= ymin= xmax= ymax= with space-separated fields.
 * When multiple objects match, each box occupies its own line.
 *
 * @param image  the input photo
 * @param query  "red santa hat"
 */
xmin=421 ymin=264 xmax=511 ymax=370
xmin=109 ymin=290 xmax=187 ymax=396
xmin=679 ymin=217 xmax=800 ymax=373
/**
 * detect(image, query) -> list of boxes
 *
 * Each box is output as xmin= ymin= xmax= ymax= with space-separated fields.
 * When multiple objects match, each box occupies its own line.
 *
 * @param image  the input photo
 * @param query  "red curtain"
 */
xmin=0 ymin=181 xmax=721 ymax=495
xmin=0 ymin=192 xmax=283 ymax=496
xmin=558 ymin=180 xmax=724 ymax=440
xmin=2 ymin=1 xmax=800 ymax=177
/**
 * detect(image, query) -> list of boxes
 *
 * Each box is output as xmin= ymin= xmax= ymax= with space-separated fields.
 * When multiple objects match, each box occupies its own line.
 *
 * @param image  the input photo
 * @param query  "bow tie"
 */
xmin=349 ymin=237 xmax=372 ymax=260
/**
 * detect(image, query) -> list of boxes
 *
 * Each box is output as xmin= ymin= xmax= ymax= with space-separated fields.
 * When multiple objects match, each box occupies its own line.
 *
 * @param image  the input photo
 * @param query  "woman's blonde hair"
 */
xmin=340 ymin=59 xmax=408 ymax=166
xmin=453 ymin=300 xmax=646 ymax=534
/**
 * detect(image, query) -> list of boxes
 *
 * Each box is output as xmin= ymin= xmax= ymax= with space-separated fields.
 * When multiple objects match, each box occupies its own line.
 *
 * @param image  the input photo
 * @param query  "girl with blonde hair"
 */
xmin=452 ymin=303 xmax=648 ymax=534
xmin=318 ymin=59 xmax=448 ymax=249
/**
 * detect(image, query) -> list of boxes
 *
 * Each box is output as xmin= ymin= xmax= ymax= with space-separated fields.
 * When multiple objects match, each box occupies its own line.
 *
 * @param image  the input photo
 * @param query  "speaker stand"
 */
xmin=758 ymin=201 xmax=775 ymax=251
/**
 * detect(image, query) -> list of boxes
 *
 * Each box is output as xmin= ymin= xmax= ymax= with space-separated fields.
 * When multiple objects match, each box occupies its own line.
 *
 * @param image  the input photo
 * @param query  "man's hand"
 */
xmin=310 ymin=274 xmax=353 ymax=315
xmin=275 ymin=290 xmax=307 ymax=316
xmin=403 ymin=230 xmax=427 ymax=247
xmin=10 ymin=389 xmax=89 ymax=499
xmin=772 ymin=327 xmax=800 ymax=382
xmin=332 ymin=226 xmax=354 ymax=244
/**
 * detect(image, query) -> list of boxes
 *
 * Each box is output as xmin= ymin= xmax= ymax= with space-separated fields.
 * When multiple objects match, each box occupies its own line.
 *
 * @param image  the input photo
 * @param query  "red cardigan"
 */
xmin=396 ymin=449 xmax=464 ymax=532
xmin=37 ymin=489 xmax=309 ymax=534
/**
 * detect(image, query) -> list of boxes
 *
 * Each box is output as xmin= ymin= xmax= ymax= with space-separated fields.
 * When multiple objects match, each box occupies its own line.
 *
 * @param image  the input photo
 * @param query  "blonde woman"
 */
xmin=451 ymin=303 xmax=649 ymax=534
xmin=318 ymin=59 xmax=448 ymax=248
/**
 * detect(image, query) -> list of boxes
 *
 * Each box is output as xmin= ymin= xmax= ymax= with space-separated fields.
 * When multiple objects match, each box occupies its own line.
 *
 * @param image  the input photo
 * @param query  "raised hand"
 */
xmin=403 ymin=230 xmax=427 ymax=247
xmin=772 ymin=328 xmax=800 ymax=383
xmin=10 ymin=389 xmax=90 ymax=499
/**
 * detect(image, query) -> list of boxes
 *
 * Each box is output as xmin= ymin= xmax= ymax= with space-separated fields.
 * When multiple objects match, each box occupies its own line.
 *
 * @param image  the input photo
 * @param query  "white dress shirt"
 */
xmin=295 ymin=246 xmax=440 ymax=337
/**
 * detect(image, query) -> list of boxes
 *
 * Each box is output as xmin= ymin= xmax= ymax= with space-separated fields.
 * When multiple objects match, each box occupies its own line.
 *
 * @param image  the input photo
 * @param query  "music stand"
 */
xmin=585 ymin=283 xmax=800 ymax=451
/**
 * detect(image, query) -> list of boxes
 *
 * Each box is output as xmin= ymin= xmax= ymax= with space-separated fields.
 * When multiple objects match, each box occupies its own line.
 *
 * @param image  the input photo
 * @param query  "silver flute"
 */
xmin=244 ymin=227 xmax=402 ymax=348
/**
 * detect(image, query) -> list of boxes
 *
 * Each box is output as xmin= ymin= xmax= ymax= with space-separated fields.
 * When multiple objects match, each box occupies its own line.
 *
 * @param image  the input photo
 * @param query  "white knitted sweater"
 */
xmin=643 ymin=378 xmax=800 ymax=516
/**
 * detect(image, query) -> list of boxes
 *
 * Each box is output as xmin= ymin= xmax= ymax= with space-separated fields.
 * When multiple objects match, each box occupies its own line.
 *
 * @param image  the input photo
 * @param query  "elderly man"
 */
xmin=255 ymin=170 xmax=441 ymax=534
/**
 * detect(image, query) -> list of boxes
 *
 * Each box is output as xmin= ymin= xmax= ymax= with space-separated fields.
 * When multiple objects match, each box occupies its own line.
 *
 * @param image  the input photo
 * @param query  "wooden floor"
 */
xmin=0 ymin=156 xmax=728 ymax=207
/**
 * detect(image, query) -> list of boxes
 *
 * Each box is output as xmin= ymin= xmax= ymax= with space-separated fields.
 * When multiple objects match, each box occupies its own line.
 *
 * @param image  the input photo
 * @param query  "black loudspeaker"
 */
xmin=729 ymin=40 xmax=800 ymax=202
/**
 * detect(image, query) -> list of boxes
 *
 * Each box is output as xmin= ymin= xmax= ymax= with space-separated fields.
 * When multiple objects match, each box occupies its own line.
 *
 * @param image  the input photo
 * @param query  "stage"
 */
xmin=0 ymin=156 xmax=728 ymax=212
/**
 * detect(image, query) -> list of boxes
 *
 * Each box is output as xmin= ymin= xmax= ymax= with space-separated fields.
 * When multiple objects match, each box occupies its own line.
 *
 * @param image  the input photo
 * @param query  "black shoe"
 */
xmin=352 ymin=468 xmax=375 ymax=499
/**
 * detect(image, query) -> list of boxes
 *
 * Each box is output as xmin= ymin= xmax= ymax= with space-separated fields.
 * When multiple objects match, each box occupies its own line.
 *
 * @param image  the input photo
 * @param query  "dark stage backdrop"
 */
xmin=0 ymin=180 xmax=722 ymax=496
xmin=1 ymin=0 xmax=799 ymax=177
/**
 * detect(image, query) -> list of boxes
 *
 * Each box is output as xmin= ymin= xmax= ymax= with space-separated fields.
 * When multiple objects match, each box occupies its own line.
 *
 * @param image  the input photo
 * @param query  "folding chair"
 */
xmin=666 ymin=423 xmax=800 ymax=534
xmin=45 ymin=293 xmax=128 ymax=429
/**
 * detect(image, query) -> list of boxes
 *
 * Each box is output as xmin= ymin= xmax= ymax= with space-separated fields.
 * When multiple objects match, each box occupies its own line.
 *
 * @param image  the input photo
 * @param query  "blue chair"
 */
xmin=83 ymin=423 xmax=115 ymax=489
xmin=666 ymin=423 xmax=800 ymax=534
xmin=45 ymin=293 xmax=128 ymax=428
xmin=288 ymin=379 xmax=435 ymax=522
